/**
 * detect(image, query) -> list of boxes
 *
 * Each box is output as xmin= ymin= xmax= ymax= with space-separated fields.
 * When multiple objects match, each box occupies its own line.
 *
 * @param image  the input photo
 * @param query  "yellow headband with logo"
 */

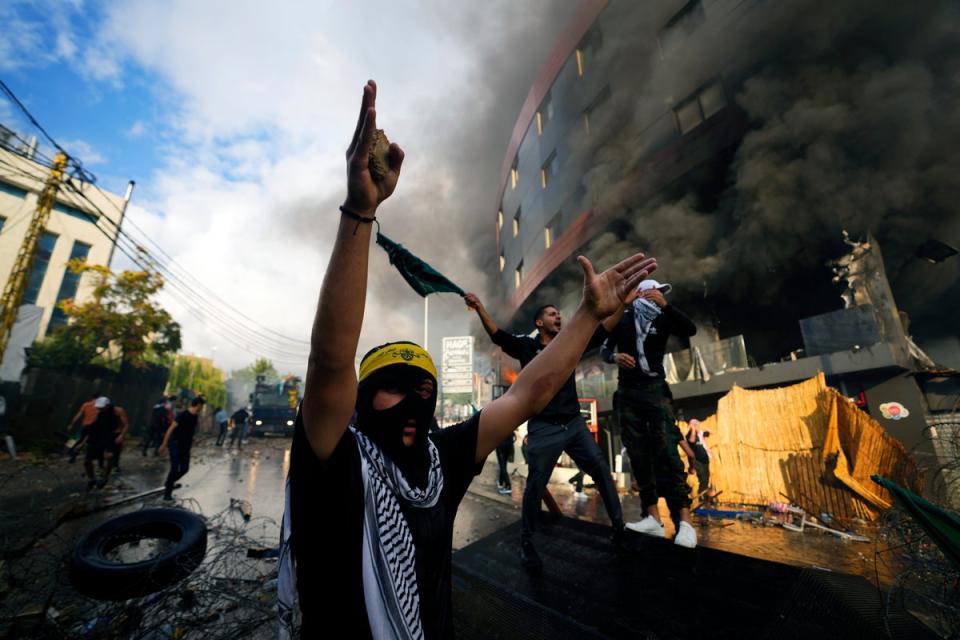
xmin=358 ymin=342 xmax=437 ymax=383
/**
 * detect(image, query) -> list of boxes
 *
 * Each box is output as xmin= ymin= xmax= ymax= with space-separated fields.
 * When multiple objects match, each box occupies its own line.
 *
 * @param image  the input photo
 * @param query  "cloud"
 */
xmin=127 ymin=120 xmax=146 ymax=138
xmin=1 ymin=0 xmax=582 ymax=375
xmin=80 ymin=0 xmax=582 ymax=374
xmin=62 ymin=139 xmax=107 ymax=165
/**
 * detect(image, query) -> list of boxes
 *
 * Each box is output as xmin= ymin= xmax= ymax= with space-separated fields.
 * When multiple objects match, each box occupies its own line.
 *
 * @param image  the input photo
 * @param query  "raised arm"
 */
xmin=475 ymin=254 xmax=656 ymax=462
xmin=302 ymin=80 xmax=405 ymax=460
xmin=464 ymin=293 xmax=498 ymax=336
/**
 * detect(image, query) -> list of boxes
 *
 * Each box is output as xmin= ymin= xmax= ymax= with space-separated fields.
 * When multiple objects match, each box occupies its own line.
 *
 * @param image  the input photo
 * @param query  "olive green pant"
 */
xmin=616 ymin=382 xmax=691 ymax=518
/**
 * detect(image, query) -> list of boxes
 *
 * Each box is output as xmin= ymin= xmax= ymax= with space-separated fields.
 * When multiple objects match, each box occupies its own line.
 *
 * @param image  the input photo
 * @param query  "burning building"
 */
xmin=489 ymin=0 xmax=960 ymax=492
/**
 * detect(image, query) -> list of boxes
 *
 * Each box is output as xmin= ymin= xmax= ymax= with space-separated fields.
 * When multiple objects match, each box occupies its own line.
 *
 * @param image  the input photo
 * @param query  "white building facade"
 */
xmin=0 ymin=139 xmax=126 ymax=344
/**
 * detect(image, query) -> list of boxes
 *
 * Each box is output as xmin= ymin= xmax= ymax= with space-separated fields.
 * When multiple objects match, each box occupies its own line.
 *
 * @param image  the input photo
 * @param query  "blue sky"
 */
xmin=0 ymin=0 xmax=578 ymax=374
xmin=2 ymin=2 xmax=163 ymax=194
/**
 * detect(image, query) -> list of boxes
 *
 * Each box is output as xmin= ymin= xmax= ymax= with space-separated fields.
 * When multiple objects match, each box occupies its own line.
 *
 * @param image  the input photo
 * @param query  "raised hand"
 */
xmin=343 ymin=80 xmax=405 ymax=218
xmin=641 ymin=289 xmax=667 ymax=308
xmin=464 ymin=293 xmax=482 ymax=311
xmin=577 ymin=253 xmax=657 ymax=321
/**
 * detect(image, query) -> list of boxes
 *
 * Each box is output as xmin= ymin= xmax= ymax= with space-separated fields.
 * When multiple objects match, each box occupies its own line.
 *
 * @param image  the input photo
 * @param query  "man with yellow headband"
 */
xmin=278 ymin=80 xmax=657 ymax=640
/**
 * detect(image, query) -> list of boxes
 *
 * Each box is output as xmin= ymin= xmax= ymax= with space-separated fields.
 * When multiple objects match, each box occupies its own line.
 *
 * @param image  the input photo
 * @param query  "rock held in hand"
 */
xmin=368 ymin=129 xmax=391 ymax=181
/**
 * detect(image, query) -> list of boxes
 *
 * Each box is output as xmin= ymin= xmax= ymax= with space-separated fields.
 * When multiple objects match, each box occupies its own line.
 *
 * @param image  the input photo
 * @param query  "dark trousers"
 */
xmin=522 ymin=415 xmax=623 ymax=541
xmin=617 ymin=383 xmax=691 ymax=518
xmin=216 ymin=422 xmax=228 ymax=446
xmin=693 ymin=459 xmax=710 ymax=494
xmin=165 ymin=442 xmax=191 ymax=494
xmin=495 ymin=437 xmax=512 ymax=489
xmin=142 ymin=426 xmax=164 ymax=455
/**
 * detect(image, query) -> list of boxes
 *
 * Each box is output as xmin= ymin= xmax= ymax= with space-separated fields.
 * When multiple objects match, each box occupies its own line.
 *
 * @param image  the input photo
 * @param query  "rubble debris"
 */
xmin=230 ymin=498 xmax=252 ymax=521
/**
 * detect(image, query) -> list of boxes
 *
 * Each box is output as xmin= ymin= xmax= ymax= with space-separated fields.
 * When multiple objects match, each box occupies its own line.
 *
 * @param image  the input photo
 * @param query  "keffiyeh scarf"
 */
xmin=278 ymin=427 xmax=444 ymax=639
xmin=633 ymin=297 xmax=663 ymax=376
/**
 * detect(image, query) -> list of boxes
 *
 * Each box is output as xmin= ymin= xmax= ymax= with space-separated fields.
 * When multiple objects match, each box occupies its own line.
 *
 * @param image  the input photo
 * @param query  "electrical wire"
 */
xmin=56 ymin=183 xmax=308 ymax=365
xmin=0 ymin=81 xmax=312 ymax=365
xmin=58 ymin=181 xmax=309 ymax=363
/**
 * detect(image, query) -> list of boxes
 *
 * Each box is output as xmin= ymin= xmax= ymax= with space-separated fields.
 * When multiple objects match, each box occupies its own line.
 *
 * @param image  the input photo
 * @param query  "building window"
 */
xmin=583 ymin=85 xmax=612 ymax=135
xmin=0 ymin=215 xmax=6 ymax=233
xmin=515 ymin=261 xmax=523 ymax=289
xmin=22 ymin=231 xmax=58 ymax=305
xmin=540 ymin=151 xmax=558 ymax=189
xmin=545 ymin=212 xmax=561 ymax=249
xmin=536 ymin=92 xmax=554 ymax=136
xmin=513 ymin=208 xmax=521 ymax=237
xmin=674 ymin=96 xmax=703 ymax=134
xmin=499 ymin=252 xmax=505 ymax=272
xmin=659 ymin=0 xmax=706 ymax=53
xmin=698 ymin=80 xmax=726 ymax=118
xmin=47 ymin=240 xmax=91 ymax=333
xmin=510 ymin=157 xmax=519 ymax=190
xmin=53 ymin=201 xmax=97 ymax=223
xmin=576 ymin=26 xmax=603 ymax=75
xmin=0 ymin=180 xmax=28 ymax=199
xmin=673 ymin=79 xmax=727 ymax=135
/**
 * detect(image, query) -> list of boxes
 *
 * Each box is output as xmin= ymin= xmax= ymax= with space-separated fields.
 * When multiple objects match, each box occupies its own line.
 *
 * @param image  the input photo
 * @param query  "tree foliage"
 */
xmin=166 ymin=354 xmax=227 ymax=408
xmin=29 ymin=261 xmax=181 ymax=369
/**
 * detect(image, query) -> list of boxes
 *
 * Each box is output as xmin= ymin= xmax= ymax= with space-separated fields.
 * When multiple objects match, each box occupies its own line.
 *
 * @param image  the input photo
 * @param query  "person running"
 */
xmin=66 ymin=393 xmax=98 ymax=463
xmin=464 ymin=293 xmax=626 ymax=573
xmin=159 ymin=396 xmax=206 ymax=501
xmin=110 ymin=403 xmax=130 ymax=474
xmin=83 ymin=397 xmax=128 ymax=490
xmin=214 ymin=406 xmax=229 ymax=446
xmin=276 ymin=79 xmax=657 ymax=640
xmin=601 ymin=279 xmax=698 ymax=547
xmin=143 ymin=397 xmax=172 ymax=456
xmin=229 ymin=406 xmax=249 ymax=448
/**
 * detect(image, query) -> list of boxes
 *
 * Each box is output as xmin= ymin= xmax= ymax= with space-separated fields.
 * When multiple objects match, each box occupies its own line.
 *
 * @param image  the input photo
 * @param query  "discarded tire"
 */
xmin=70 ymin=508 xmax=207 ymax=600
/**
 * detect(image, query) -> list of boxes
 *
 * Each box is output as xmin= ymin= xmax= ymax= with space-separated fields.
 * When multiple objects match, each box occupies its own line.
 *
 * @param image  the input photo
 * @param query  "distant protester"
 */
xmin=83 ymin=397 xmax=128 ymax=490
xmin=159 ymin=396 xmax=206 ymax=501
xmin=214 ymin=406 xmax=229 ymax=446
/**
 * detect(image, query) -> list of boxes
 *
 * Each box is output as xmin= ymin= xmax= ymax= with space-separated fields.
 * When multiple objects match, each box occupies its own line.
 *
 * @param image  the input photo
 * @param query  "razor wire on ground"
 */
xmin=873 ymin=491 xmax=960 ymax=637
xmin=0 ymin=463 xmax=281 ymax=640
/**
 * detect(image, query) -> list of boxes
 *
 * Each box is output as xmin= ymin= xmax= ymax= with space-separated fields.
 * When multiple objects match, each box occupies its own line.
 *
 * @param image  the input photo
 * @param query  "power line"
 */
xmin=84 ymin=179 xmax=310 ymax=347
xmin=57 ymin=181 xmax=309 ymax=363
xmin=0 ymin=80 xmax=311 ymax=364
xmin=0 ymin=79 xmax=66 ymax=157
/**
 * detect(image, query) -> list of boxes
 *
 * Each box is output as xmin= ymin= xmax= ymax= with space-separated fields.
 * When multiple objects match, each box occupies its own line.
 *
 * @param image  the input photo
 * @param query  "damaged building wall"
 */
xmin=493 ymin=0 xmax=960 ymax=370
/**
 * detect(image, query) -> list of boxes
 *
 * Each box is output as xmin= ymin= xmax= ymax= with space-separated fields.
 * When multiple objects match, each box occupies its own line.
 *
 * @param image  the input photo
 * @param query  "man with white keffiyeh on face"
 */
xmin=280 ymin=80 xmax=658 ymax=639
xmin=601 ymin=279 xmax=698 ymax=548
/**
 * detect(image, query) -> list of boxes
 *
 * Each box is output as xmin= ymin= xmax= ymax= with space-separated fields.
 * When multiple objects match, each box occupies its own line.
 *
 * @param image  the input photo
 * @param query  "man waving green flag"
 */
xmin=376 ymin=232 xmax=465 ymax=297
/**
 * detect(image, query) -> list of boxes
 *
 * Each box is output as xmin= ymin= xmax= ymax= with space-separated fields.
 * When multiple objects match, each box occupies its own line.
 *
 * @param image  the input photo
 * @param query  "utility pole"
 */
xmin=107 ymin=180 xmax=135 ymax=269
xmin=0 ymin=152 xmax=68 ymax=362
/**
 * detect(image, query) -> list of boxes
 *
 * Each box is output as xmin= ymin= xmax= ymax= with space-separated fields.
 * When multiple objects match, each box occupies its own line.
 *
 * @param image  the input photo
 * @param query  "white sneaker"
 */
xmin=625 ymin=516 xmax=665 ymax=538
xmin=674 ymin=521 xmax=697 ymax=548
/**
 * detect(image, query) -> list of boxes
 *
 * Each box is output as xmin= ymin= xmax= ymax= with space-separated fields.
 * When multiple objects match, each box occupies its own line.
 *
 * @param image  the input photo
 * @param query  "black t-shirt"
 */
xmin=600 ymin=304 xmax=696 ymax=387
xmin=492 ymin=326 xmax=607 ymax=422
xmin=231 ymin=409 xmax=249 ymax=425
xmin=171 ymin=410 xmax=198 ymax=448
xmin=289 ymin=411 xmax=483 ymax=639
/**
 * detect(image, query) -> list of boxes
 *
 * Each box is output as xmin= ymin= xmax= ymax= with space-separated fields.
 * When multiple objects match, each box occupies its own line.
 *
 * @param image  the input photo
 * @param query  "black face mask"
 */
xmin=355 ymin=367 xmax=437 ymax=488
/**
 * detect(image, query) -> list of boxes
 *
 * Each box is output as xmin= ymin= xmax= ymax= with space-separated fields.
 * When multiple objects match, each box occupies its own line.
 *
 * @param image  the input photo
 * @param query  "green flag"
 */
xmin=376 ymin=232 xmax=465 ymax=298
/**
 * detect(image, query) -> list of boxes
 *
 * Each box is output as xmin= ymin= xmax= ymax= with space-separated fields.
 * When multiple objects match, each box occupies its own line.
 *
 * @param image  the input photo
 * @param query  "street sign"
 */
xmin=442 ymin=336 xmax=474 ymax=394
